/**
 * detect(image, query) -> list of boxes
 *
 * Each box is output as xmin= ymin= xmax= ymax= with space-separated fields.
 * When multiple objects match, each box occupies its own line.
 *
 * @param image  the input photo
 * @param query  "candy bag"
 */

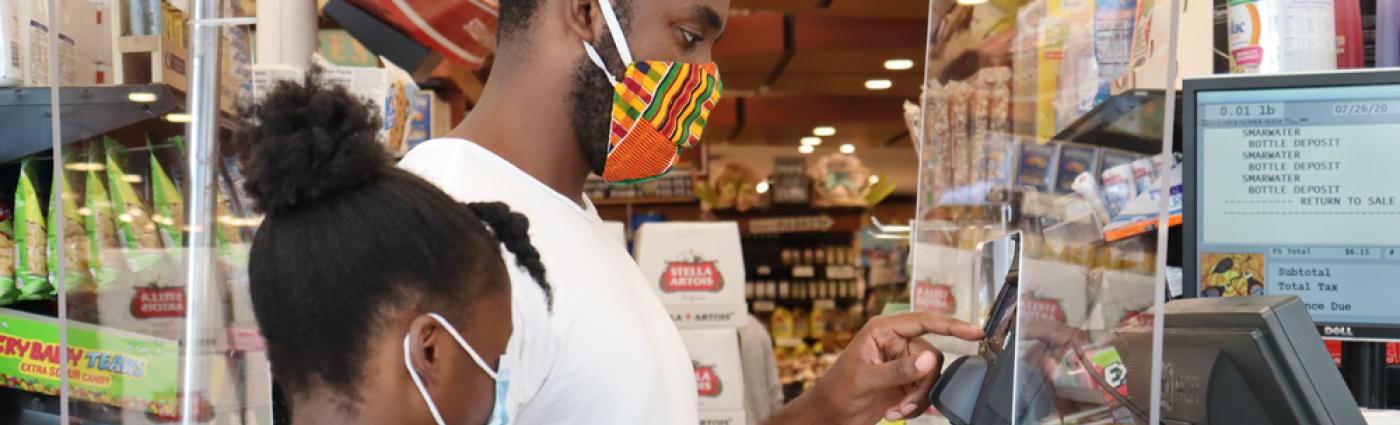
xmin=14 ymin=159 xmax=53 ymax=300
xmin=85 ymin=142 xmax=124 ymax=289
xmin=48 ymin=149 xmax=92 ymax=293
xmin=0 ymin=210 xmax=18 ymax=305
xmin=104 ymin=137 xmax=164 ymax=272
xmin=149 ymin=138 xmax=184 ymax=248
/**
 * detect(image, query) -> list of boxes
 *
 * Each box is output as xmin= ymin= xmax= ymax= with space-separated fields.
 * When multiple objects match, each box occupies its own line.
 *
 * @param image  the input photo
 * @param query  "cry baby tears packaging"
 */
xmin=636 ymin=222 xmax=747 ymax=329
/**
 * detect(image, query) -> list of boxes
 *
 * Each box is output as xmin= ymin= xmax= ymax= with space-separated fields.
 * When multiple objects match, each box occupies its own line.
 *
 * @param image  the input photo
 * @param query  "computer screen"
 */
xmin=1185 ymin=70 xmax=1400 ymax=341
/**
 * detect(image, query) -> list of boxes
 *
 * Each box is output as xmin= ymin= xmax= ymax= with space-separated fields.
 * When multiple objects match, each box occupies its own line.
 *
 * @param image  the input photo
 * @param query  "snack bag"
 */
xmin=104 ymin=137 xmax=164 ymax=272
xmin=0 ymin=212 xmax=18 ymax=305
xmin=149 ymin=138 xmax=185 ymax=248
xmin=14 ymin=159 xmax=53 ymax=300
xmin=48 ymin=150 xmax=92 ymax=293
xmin=85 ymin=142 xmax=124 ymax=289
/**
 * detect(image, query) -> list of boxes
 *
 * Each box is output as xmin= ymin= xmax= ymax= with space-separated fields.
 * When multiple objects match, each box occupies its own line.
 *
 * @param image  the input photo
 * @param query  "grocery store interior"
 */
xmin=5 ymin=0 xmax=1400 ymax=423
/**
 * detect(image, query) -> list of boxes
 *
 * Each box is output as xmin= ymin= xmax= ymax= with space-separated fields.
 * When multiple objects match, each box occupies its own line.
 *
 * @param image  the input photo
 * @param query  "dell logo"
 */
xmin=1323 ymin=326 xmax=1355 ymax=337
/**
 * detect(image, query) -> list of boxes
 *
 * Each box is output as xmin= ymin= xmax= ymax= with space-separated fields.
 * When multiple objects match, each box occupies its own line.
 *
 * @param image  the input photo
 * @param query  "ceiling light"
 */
xmin=883 ymin=59 xmax=915 ymax=71
xmin=801 ymin=137 xmax=822 ymax=146
xmin=165 ymin=113 xmax=192 ymax=123
xmin=868 ymin=175 xmax=881 ymax=185
xmin=756 ymin=180 xmax=770 ymax=194
xmin=957 ymin=0 xmax=990 ymax=4
xmin=123 ymin=174 xmax=143 ymax=184
xmin=128 ymin=92 xmax=158 ymax=103
xmin=813 ymin=126 xmax=837 ymax=137
xmin=840 ymin=143 xmax=856 ymax=154
xmin=798 ymin=145 xmax=815 ymax=154
xmin=864 ymin=79 xmax=893 ymax=90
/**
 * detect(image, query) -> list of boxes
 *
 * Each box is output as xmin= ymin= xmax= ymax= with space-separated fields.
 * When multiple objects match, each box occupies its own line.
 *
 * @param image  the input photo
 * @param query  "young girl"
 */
xmin=239 ymin=73 xmax=548 ymax=425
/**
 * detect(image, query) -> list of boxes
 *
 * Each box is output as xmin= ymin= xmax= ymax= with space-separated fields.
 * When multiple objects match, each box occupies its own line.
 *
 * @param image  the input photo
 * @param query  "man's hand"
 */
xmin=764 ymin=312 xmax=984 ymax=425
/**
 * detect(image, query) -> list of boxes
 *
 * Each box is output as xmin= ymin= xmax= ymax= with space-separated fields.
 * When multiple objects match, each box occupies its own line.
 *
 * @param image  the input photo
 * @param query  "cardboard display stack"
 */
xmin=637 ymin=222 xmax=748 ymax=425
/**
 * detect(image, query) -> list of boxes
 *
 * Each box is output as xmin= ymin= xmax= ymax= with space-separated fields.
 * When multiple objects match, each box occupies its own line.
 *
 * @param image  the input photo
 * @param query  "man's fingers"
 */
xmin=889 ymin=344 xmax=942 ymax=420
xmin=879 ymin=311 xmax=985 ymax=341
xmin=866 ymin=350 xmax=938 ymax=392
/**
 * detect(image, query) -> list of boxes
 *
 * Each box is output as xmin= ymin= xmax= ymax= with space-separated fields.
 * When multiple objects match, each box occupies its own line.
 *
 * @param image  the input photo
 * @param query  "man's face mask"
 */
xmin=582 ymin=0 xmax=723 ymax=185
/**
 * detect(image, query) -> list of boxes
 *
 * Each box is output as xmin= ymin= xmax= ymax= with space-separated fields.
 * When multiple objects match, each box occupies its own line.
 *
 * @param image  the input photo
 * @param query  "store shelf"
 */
xmin=591 ymin=196 xmax=699 ymax=207
xmin=1052 ymin=90 xmax=1183 ymax=155
xmin=0 ymin=85 xmax=184 ymax=163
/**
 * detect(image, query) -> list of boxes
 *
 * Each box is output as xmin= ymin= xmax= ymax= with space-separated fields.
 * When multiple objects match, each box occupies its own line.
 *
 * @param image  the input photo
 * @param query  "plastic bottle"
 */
xmin=1228 ymin=0 xmax=1338 ymax=73
xmin=1379 ymin=0 xmax=1400 ymax=67
xmin=1334 ymin=0 xmax=1363 ymax=68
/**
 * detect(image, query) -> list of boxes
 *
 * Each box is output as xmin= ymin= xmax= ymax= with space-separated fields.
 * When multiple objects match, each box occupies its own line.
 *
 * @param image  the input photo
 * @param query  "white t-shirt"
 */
xmin=400 ymin=139 xmax=698 ymax=424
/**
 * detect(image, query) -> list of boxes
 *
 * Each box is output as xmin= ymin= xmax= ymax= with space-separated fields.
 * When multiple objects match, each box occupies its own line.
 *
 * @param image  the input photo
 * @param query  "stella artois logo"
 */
xmin=913 ymin=280 xmax=956 ymax=314
xmin=1023 ymin=293 xmax=1066 ymax=324
xmin=661 ymin=253 xmax=723 ymax=293
xmin=693 ymin=361 xmax=722 ymax=397
xmin=130 ymin=286 xmax=186 ymax=319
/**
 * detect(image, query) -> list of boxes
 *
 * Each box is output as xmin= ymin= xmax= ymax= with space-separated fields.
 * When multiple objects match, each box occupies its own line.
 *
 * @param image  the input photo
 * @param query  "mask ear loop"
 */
xmin=582 ymin=42 xmax=620 ymax=86
xmin=405 ymin=335 xmax=448 ymax=425
xmin=595 ymin=0 xmax=633 ymax=65
xmin=425 ymin=312 xmax=499 ymax=381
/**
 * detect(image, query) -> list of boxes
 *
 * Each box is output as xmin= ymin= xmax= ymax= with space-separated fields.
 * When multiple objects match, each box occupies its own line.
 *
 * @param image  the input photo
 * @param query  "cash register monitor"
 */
xmin=1184 ymin=70 xmax=1400 ymax=340
xmin=1117 ymin=296 xmax=1365 ymax=425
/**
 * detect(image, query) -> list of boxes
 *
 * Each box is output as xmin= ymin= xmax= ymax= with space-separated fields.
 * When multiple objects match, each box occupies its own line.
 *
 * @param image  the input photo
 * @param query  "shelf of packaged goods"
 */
xmin=591 ymin=196 xmax=699 ymax=207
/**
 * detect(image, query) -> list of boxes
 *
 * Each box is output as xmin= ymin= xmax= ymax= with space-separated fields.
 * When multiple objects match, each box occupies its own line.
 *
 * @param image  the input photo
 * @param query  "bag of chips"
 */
xmin=149 ymin=138 xmax=184 ymax=248
xmin=14 ymin=158 xmax=53 ymax=300
xmin=104 ymin=137 xmax=164 ymax=272
xmin=48 ymin=149 xmax=92 ymax=293
xmin=0 ymin=209 xmax=18 ymax=305
xmin=85 ymin=142 xmax=124 ymax=289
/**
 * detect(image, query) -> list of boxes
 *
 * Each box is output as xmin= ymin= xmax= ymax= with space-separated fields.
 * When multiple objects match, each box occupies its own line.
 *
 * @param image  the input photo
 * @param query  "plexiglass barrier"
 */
xmin=0 ymin=0 xmax=264 ymax=423
xmin=911 ymin=0 xmax=1181 ymax=423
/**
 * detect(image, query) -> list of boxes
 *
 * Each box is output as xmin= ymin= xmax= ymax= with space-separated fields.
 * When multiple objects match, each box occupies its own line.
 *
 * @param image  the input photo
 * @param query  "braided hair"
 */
xmin=238 ymin=70 xmax=550 ymax=406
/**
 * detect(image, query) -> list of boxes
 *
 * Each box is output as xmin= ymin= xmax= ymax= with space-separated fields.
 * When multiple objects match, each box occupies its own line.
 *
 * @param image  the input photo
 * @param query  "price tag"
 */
xmin=814 ymin=299 xmax=837 ymax=310
xmin=753 ymin=301 xmax=775 ymax=312
xmin=793 ymin=266 xmax=816 ymax=278
xmin=757 ymin=265 xmax=772 ymax=276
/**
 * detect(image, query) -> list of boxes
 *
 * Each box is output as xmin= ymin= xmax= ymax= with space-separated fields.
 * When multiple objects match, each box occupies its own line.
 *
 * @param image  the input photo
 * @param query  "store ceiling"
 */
xmin=708 ymin=0 xmax=930 ymax=150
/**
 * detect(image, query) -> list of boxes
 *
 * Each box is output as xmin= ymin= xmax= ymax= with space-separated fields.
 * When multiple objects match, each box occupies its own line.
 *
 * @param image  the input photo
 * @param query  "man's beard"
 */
xmin=568 ymin=32 xmax=625 ymax=176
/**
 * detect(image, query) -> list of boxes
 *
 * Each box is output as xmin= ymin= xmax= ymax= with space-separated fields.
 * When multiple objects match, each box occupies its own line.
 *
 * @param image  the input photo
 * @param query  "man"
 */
xmin=399 ymin=0 xmax=985 ymax=423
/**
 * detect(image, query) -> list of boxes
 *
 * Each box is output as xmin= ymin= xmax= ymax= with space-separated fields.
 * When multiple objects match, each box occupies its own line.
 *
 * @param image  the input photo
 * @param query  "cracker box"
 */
xmin=680 ymin=328 xmax=746 ymax=412
xmin=636 ymin=222 xmax=747 ymax=329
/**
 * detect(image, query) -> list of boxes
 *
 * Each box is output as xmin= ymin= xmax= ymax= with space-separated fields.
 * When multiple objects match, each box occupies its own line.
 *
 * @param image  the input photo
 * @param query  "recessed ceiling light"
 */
xmin=756 ymin=180 xmax=770 ymax=194
xmin=801 ymin=137 xmax=822 ymax=146
xmin=868 ymin=175 xmax=881 ymax=184
xmin=813 ymin=126 xmax=837 ymax=137
xmin=127 ymin=92 xmax=158 ymax=103
xmin=864 ymin=79 xmax=893 ymax=90
xmin=165 ymin=113 xmax=192 ymax=123
xmin=840 ymin=143 xmax=856 ymax=154
xmin=798 ymin=145 xmax=815 ymax=154
xmin=883 ymin=59 xmax=915 ymax=71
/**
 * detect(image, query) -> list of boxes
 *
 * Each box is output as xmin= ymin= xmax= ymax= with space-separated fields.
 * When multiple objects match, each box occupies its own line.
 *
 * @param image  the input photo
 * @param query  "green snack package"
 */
xmin=0 ymin=212 xmax=18 ymax=304
xmin=48 ymin=150 xmax=92 ymax=294
xmin=149 ymin=138 xmax=185 ymax=248
xmin=84 ymin=142 xmax=124 ymax=289
xmin=14 ymin=159 xmax=53 ymax=300
xmin=103 ymin=137 xmax=164 ymax=272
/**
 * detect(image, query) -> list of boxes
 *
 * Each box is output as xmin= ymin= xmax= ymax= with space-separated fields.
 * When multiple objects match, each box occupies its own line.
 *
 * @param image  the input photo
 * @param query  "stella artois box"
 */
xmin=1020 ymin=258 xmax=1090 ymax=328
xmin=680 ymin=328 xmax=746 ymax=413
xmin=636 ymin=222 xmax=747 ymax=329
xmin=910 ymin=242 xmax=978 ymax=356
